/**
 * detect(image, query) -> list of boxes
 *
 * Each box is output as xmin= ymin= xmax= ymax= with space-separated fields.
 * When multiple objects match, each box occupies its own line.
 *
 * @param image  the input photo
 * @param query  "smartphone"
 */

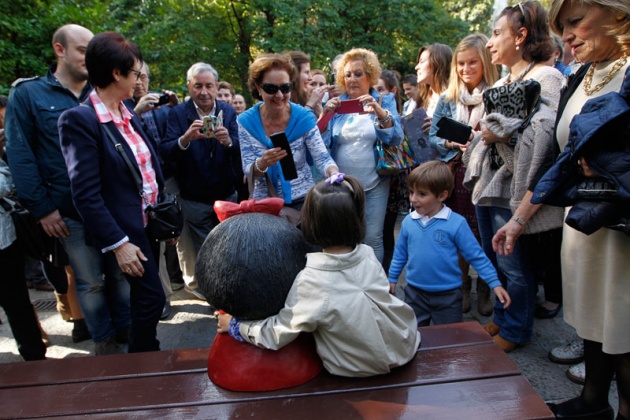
xmin=269 ymin=132 xmax=298 ymax=180
xmin=337 ymin=99 xmax=364 ymax=114
xmin=201 ymin=116 xmax=216 ymax=138
xmin=329 ymin=72 xmax=336 ymax=86
xmin=156 ymin=93 xmax=170 ymax=106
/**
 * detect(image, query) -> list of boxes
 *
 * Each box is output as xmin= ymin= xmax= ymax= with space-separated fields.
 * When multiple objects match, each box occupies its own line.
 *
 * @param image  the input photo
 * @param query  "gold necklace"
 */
xmin=583 ymin=53 xmax=628 ymax=96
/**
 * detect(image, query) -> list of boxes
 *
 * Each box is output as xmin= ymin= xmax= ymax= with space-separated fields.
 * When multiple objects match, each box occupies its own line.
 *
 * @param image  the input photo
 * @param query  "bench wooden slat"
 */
xmin=0 ymin=322 xmax=492 ymax=390
xmin=418 ymin=321 xmax=492 ymax=350
xmin=2 ymin=343 xmax=517 ymax=419
xmin=48 ymin=376 xmax=555 ymax=420
xmin=0 ymin=347 xmax=208 ymax=389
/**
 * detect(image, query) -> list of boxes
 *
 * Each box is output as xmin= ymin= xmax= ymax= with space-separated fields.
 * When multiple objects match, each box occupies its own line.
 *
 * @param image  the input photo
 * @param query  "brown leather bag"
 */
xmin=247 ymin=168 xmax=301 ymax=227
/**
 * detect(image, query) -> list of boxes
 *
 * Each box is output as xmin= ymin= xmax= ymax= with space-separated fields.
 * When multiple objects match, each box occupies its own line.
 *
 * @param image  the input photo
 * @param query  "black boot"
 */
xmin=71 ymin=318 xmax=91 ymax=343
xmin=547 ymin=397 xmax=613 ymax=419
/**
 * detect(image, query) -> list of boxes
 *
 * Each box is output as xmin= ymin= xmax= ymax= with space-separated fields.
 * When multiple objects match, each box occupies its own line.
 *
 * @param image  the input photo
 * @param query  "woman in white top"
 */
xmin=501 ymin=0 xmax=630 ymax=418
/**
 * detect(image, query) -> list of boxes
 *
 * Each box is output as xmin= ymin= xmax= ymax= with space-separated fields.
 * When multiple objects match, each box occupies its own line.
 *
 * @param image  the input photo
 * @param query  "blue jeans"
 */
xmin=364 ymin=176 xmax=390 ymax=262
xmin=475 ymin=206 xmax=536 ymax=344
xmin=61 ymin=218 xmax=130 ymax=343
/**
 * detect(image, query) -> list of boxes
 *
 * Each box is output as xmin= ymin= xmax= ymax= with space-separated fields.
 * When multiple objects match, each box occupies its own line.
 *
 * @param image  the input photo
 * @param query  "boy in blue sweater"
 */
xmin=388 ymin=161 xmax=510 ymax=326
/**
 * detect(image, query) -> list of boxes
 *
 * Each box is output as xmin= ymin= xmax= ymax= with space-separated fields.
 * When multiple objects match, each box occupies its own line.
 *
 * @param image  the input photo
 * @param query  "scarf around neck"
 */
xmin=456 ymin=84 xmax=486 ymax=132
xmin=237 ymin=102 xmax=316 ymax=203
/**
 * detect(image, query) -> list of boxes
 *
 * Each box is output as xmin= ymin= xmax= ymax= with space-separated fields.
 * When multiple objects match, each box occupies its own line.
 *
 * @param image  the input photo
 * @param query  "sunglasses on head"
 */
xmin=261 ymin=83 xmax=293 ymax=95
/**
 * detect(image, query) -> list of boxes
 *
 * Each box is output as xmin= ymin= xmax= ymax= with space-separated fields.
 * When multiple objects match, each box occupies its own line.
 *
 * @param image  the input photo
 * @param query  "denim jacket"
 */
xmin=428 ymin=96 xmax=459 ymax=162
xmin=5 ymin=65 xmax=91 ymax=220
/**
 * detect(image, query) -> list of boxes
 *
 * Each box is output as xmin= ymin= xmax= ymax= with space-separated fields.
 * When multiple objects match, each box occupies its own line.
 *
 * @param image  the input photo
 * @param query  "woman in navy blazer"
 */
xmin=59 ymin=32 xmax=165 ymax=353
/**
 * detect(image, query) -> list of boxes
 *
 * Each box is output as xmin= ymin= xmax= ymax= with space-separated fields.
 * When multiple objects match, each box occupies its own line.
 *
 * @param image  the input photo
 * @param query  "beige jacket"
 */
xmin=240 ymin=244 xmax=421 ymax=377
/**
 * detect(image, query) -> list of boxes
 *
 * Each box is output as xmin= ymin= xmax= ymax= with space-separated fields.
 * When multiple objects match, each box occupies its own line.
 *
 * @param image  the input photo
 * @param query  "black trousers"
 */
xmin=0 ymin=242 xmax=46 ymax=360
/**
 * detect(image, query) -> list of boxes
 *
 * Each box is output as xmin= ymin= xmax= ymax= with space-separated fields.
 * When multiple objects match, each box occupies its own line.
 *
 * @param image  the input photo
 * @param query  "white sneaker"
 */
xmin=566 ymin=361 xmax=585 ymax=385
xmin=549 ymin=340 xmax=584 ymax=364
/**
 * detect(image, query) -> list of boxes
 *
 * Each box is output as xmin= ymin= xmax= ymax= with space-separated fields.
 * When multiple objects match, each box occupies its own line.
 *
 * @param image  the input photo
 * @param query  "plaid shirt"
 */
xmin=89 ymin=90 xmax=158 ymax=225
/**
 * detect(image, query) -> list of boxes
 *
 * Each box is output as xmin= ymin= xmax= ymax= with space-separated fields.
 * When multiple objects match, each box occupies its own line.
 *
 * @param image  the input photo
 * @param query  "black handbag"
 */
xmin=0 ymin=196 xmax=57 ymax=262
xmin=101 ymin=123 xmax=184 ymax=242
xmin=435 ymin=117 xmax=472 ymax=144
xmin=145 ymin=192 xmax=184 ymax=241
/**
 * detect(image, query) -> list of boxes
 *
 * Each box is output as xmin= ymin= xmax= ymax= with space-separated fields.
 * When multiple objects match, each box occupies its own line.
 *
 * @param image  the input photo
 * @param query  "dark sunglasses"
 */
xmin=261 ymin=83 xmax=293 ymax=95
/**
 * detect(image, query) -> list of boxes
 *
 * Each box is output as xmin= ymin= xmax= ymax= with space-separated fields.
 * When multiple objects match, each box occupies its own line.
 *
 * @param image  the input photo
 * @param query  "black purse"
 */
xmin=0 ymin=195 xmax=62 ymax=263
xmin=435 ymin=117 xmax=472 ymax=144
xmin=145 ymin=192 xmax=184 ymax=241
xmin=102 ymin=124 xmax=184 ymax=242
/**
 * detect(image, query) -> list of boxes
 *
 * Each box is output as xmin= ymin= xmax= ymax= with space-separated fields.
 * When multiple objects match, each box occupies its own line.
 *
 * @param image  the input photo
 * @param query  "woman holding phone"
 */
xmin=320 ymin=48 xmax=404 ymax=262
xmin=238 ymin=53 xmax=338 ymax=209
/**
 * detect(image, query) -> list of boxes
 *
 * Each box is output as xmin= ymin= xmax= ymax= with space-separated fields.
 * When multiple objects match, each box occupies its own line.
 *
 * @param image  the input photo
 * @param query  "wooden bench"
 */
xmin=0 ymin=321 xmax=553 ymax=419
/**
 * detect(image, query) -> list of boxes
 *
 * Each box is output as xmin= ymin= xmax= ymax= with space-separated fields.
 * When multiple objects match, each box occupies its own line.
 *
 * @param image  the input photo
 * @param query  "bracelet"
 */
xmin=511 ymin=215 xmax=528 ymax=226
xmin=304 ymin=104 xmax=313 ymax=110
xmin=376 ymin=110 xmax=393 ymax=126
xmin=228 ymin=317 xmax=245 ymax=342
xmin=254 ymin=158 xmax=268 ymax=173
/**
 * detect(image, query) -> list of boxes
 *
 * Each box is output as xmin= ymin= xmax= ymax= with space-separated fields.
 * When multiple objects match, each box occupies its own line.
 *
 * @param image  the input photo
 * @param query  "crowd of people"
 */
xmin=0 ymin=0 xmax=629 ymax=417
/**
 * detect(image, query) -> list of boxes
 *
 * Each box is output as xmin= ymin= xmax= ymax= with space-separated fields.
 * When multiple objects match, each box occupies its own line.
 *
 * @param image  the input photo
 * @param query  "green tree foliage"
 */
xmin=0 ymin=0 xmax=471 ymax=99
xmin=0 ymin=0 xmax=111 ymax=95
xmin=436 ymin=0 xmax=495 ymax=34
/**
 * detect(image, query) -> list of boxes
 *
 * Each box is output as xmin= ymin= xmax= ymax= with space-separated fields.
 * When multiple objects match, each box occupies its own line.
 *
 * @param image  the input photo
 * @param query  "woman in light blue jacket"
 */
xmin=321 ymin=48 xmax=403 ymax=262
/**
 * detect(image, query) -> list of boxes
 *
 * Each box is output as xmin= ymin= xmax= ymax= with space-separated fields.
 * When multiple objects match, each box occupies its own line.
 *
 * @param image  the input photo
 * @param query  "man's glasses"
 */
xmin=261 ymin=83 xmax=293 ymax=95
xmin=129 ymin=69 xmax=142 ymax=80
xmin=344 ymin=71 xmax=365 ymax=80
xmin=138 ymin=74 xmax=149 ymax=82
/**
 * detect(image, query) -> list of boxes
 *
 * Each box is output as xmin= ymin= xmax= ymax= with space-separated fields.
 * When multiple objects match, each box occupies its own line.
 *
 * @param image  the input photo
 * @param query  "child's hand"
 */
xmin=217 ymin=313 xmax=233 ymax=333
xmin=389 ymin=283 xmax=397 ymax=295
xmin=493 ymin=286 xmax=511 ymax=309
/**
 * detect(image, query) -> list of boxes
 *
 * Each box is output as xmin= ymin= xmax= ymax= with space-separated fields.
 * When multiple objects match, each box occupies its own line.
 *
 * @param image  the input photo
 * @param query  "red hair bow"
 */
xmin=213 ymin=198 xmax=285 ymax=222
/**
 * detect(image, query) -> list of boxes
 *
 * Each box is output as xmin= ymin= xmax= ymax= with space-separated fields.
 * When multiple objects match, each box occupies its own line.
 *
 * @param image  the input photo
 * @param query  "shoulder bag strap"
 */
xmin=247 ymin=166 xmax=279 ymax=199
xmin=79 ymin=103 xmax=144 ymax=199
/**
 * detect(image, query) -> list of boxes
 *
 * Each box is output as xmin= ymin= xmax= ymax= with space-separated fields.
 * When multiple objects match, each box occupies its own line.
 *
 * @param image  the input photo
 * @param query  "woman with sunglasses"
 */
xmin=321 ymin=48 xmax=404 ymax=263
xmin=238 ymin=53 xmax=338 ymax=209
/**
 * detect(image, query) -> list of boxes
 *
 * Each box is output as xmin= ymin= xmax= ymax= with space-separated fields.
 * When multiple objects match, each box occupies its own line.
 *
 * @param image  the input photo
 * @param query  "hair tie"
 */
xmin=325 ymin=172 xmax=345 ymax=184
xmin=325 ymin=172 xmax=354 ymax=193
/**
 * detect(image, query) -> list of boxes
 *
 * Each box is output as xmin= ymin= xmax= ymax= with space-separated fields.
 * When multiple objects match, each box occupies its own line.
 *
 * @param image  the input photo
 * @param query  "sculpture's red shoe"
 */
xmin=208 ymin=333 xmax=323 ymax=391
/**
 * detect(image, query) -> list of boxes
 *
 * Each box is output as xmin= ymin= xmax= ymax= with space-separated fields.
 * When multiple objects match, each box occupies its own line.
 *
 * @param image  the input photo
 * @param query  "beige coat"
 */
xmin=240 ymin=244 xmax=421 ymax=377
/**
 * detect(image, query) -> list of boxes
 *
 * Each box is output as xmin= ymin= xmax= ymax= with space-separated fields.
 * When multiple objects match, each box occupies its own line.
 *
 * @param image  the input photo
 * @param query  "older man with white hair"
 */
xmin=160 ymin=63 xmax=242 ymax=299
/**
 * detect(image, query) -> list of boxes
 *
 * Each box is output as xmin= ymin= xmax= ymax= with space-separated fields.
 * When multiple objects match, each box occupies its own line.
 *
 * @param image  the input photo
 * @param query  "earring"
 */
xmin=516 ymin=44 xmax=520 ymax=51
xmin=617 ymin=13 xmax=625 ymax=21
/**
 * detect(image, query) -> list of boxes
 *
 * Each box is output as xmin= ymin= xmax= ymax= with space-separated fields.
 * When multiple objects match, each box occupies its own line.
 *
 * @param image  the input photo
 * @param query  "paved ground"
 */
xmin=0 ymin=213 xmax=619 ymax=412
